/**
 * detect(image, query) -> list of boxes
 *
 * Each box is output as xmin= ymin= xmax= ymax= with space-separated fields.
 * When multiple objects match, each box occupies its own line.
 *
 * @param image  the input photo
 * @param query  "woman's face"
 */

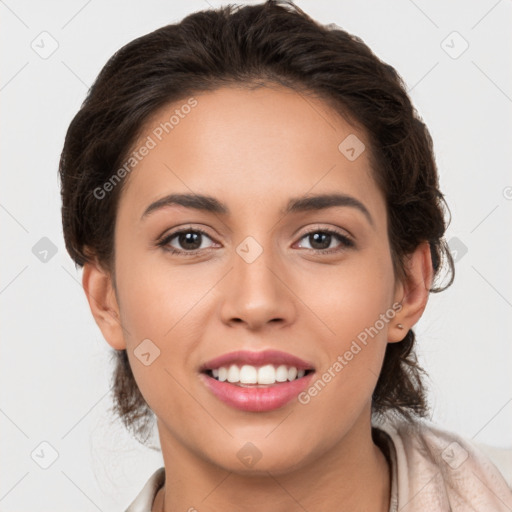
xmin=108 ymin=85 xmax=403 ymax=473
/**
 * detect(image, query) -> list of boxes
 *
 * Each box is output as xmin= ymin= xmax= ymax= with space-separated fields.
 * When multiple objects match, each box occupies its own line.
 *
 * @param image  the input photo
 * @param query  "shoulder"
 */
xmin=125 ymin=467 xmax=165 ymax=512
xmin=471 ymin=440 xmax=512 ymax=488
xmin=372 ymin=414 xmax=512 ymax=511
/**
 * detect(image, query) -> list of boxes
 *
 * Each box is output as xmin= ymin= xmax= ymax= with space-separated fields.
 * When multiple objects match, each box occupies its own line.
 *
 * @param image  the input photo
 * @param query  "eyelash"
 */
xmin=156 ymin=227 xmax=355 ymax=256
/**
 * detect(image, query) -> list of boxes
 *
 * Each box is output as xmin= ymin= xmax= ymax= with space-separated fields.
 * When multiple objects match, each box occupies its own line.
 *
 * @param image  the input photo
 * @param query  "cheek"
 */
xmin=115 ymin=257 xmax=212 ymax=420
xmin=301 ymin=247 xmax=395 ymax=398
xmin=113 ymin=250 xmax=220 ymax=412
xmin=311 ymin=247 xmax=396 ymax=343
xmin=115 ymin=247 xmax=214 ymax=341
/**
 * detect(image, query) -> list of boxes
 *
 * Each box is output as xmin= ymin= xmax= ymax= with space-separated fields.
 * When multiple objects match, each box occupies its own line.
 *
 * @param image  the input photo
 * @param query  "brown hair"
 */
xmin=59 ymin=0 xmax=454 ymax=443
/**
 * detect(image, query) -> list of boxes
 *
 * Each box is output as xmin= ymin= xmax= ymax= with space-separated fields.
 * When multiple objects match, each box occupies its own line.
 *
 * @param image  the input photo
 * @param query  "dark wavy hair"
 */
xmin=59 ymin=0 xmax=454 ymax=443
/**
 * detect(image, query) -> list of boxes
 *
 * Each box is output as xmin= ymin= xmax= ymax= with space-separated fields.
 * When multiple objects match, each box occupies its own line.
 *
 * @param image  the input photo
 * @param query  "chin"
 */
xmin=202 ymin=437 xmax=315 ymax=476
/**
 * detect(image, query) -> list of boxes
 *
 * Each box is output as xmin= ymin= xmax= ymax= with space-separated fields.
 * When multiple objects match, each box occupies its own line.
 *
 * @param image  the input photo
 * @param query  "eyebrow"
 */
xmin=141 ymin=192 xmax=374 ymax=226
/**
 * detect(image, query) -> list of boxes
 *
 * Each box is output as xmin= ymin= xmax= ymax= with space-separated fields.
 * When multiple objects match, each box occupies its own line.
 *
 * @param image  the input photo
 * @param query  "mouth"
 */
xmin=199 ymin=350 xmax=316 ymax=412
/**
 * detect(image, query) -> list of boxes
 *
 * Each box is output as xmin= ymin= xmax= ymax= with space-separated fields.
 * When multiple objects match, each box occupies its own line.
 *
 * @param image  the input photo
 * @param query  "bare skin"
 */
xmin=83 ymin=85 xmax=432 ymax=511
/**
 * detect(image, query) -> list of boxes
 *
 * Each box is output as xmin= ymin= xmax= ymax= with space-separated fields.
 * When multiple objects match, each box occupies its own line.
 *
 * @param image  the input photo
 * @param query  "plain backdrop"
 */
xmin=1 ymin=0 xmax=511 ymax=510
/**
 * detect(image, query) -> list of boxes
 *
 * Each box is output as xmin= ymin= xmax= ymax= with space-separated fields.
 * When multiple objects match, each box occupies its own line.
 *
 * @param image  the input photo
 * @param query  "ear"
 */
xmin=82 ymin=258 xmax=126 ymax=350
xmin=389 ymin=241 xmax=433 ymax=343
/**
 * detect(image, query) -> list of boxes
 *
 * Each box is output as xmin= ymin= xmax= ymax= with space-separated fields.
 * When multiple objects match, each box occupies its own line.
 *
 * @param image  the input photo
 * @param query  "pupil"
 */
xmin=310 ymin=232 xmax=330 ymax=249
xmin=180 ymin=232 xmax=201 ymax=250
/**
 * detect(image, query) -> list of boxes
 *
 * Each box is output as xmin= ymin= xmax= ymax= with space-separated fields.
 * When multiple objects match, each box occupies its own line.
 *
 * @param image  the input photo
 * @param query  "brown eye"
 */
xmin=158 ymin=228 xmax=216 ymax=255
xmin=174 ymin=231 xmax=203 ymax=250
xmin=306 ymin=232 xmax=333 ymax=250
xmin=297 ymin=229 xmax=354 ymax=254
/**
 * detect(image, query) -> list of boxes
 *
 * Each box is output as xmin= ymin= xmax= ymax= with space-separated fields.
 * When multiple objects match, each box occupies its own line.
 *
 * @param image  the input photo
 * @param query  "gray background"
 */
xmin=1 ymin=0 xmax=511 ymax=509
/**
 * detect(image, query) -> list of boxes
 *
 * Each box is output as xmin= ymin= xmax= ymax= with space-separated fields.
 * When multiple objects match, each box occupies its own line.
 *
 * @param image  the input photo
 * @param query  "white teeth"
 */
xmin=227 ymin=364 xmax=240 ymax=383
xmin=209 ymin=364 xmax=309 ymax=384
xmin=258 ymin=364 xmax=276 ymax=384
xmin=218 ymin=367 xmax=227 ymax=382
xmin=275 ymin=365 xmax=288 ymax=382
xmin=288 ymin=366 xmax=298 ymax=381
xmin=239 ymin=365 xmax=258 ymax=384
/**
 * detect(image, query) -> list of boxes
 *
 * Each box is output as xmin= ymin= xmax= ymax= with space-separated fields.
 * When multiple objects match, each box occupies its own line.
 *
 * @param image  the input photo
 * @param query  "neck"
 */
xmin=153 ymin=409 xmax=391 ymax=512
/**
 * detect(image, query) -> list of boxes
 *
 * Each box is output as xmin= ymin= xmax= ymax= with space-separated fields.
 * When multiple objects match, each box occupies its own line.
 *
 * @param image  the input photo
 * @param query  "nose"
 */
xmin=218 ymin=241 xmax=297 ymax=331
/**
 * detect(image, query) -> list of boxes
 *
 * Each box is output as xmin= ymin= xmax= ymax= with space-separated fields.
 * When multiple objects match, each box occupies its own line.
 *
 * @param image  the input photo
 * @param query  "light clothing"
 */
xmin=126 ymin=466 xmax=164 ymax=512
xmin=372 ymin=415 xmax=512 ymax=511
xmin=125 ymin=415 xmax=512 ymax=511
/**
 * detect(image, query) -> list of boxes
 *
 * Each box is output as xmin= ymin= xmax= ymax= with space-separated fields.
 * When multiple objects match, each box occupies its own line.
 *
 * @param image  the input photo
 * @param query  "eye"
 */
xmin=296 ymin=228 xmax=354 ymax=254
xmin=156 ymin=226 xmax=354 ymax=257
xmin=157 ymin=228 xmax=217 ymax=255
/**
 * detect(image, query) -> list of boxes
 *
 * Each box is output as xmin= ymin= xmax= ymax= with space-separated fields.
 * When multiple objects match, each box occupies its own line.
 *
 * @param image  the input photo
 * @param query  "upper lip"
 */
xmin=200 ymin=349 xmax=315 ymax=371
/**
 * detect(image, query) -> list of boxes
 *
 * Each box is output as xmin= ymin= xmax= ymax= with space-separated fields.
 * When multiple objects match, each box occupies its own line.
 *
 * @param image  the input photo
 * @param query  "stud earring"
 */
xmin=397 ymin=323 xmax=404 ymax=329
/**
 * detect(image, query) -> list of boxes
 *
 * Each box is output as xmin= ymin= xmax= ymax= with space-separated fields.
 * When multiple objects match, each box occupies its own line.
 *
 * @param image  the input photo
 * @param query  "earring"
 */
xmin=397 ymin=323 xmax=404 ymax=329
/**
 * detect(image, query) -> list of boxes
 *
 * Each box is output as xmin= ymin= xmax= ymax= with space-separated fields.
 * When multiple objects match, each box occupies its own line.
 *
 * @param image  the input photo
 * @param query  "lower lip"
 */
xmin=200 ymin=372 xmax=315 ymax=412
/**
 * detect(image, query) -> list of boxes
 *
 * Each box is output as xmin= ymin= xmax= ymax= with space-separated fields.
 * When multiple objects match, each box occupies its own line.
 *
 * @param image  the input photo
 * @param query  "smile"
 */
xmin=200 ymin=350 xmax=316 ymax=412
xmin=207 ymin=364 xmax=311 ymax=385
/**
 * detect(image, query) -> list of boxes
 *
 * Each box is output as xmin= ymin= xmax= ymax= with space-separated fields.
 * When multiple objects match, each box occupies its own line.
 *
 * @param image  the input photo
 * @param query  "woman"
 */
xmin=59 ymin=1 xmax=512 ymax=510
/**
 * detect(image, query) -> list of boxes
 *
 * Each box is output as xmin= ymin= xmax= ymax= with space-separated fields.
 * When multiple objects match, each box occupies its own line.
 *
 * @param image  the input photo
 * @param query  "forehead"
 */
xmin=117 ymin=85 xmax=385 ymax=223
